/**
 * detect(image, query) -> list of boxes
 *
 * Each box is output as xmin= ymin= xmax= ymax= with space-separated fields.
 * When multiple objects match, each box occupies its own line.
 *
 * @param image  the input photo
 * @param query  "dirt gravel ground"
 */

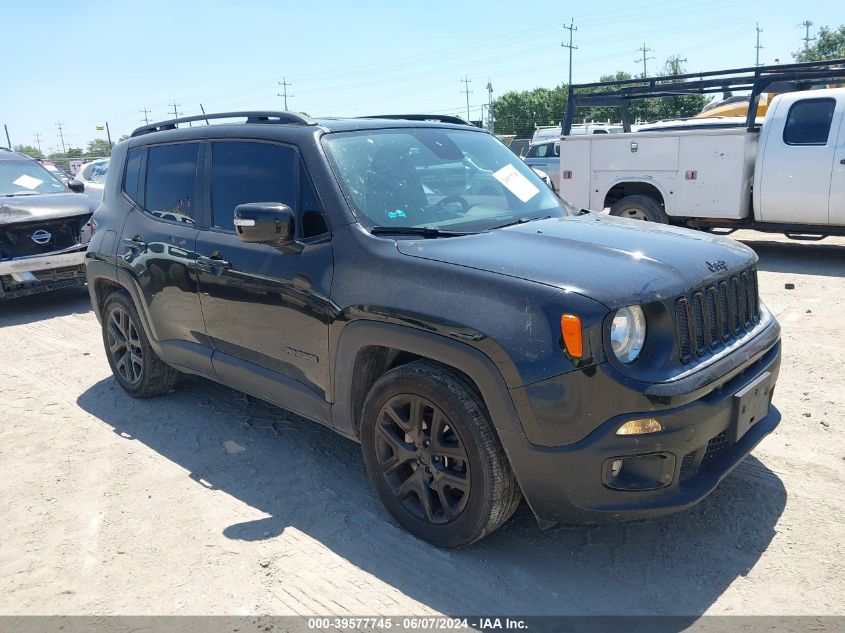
xmin=0 ymin=231 xmax=843 ymax=617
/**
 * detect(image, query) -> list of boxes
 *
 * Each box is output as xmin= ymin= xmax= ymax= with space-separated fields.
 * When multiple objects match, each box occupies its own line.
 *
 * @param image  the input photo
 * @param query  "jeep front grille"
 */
xmin=674 ymin=267 xmax=760 ymax=364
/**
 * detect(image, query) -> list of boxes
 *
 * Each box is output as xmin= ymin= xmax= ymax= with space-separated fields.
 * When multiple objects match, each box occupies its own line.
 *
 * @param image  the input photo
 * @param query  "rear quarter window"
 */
xmin=123 ymin=149 xmax=143 ymax=204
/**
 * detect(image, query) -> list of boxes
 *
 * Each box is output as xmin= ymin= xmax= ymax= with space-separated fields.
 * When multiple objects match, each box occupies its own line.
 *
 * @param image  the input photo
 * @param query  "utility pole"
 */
xmin=485 ymin=79 xmax=494 ymax=133
xmin=635 ymin=43 xmax=655 ymax=78
xmin=755 ymin=23 xmax=764 ymax=66
xmin=169 ymin=101 xmax=182 ymax=119
xmin=56 ymin=121 xmax=66 ymax=154
xmin=4 ymin=124 xmax=11 ymax=148
xmin=278 ymin=78 xmax=294 ymax=110
xmin=34 ymin=132 xmax=42 ymax=155
xmin=460 ymin=76 xmax=472 ymax=122
xmin=799 ymin=20 xmax=815 ymax=48
xmin=105 ymin=122 xmax=113 ymax=150
xmin=140 ymin=107 xmax=151 ymax=125
xmin=561 ymin=18 xmax=577 ymax=88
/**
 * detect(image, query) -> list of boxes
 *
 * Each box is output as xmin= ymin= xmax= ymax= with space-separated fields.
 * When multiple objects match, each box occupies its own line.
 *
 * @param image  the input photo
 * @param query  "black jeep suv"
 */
xmin=85 ymin=111 xmax=781 ymax=546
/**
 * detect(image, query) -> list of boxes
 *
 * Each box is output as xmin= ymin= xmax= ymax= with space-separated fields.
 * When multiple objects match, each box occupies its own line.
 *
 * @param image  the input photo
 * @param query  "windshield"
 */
xmin=0 ymin=160 xmax=67 ymax=197
xmin=322 ymin=128 xmax=574 ymax=233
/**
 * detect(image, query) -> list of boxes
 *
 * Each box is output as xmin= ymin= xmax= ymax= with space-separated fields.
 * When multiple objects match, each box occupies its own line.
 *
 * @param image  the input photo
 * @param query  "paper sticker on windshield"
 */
xmin=13 ymin=174 xmax=43 ymax=190
xmin=492 ymin=164 xmax=539 ymax=202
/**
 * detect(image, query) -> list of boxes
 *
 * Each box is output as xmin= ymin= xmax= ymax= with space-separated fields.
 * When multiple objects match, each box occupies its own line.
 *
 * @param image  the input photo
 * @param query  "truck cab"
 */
xmin=558 ymin=60 xmax=845 ymax=237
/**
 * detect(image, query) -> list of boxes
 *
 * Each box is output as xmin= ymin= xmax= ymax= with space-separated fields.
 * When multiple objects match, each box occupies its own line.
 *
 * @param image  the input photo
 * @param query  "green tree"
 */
xmin=794 ymin=25 xmax=845 ymax=61
xmin=649 ymin=56 xmax=709 ymax=121
xmin=492 ymin=84 xmax=568 ymax=137
xmin=86 ymin=138 xmax=112 ymax=157
xmin=13 ymin=144 xmax=43 ymax=159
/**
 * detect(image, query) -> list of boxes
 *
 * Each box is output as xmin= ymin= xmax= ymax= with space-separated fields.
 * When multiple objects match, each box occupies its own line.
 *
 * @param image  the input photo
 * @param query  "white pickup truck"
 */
xmin=559 ymin=61 xmax=845 ymax=237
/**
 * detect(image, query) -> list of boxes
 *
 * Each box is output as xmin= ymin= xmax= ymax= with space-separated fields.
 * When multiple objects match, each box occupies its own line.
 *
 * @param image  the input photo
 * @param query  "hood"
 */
xmin=395 ymin=213 xmax=757 ymax=308
xmin=0 ymin=193 xmax=95 ymax=226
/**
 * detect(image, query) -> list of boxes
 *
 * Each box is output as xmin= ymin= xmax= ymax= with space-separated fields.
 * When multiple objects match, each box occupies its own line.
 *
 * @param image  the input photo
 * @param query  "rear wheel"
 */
xmin=610 ymin=194 xmax=668 ymax=223
xmin=101 ymin=291 xmax=179 ymax=398
xmin=360 ymin=361 xmax=521 ymax=547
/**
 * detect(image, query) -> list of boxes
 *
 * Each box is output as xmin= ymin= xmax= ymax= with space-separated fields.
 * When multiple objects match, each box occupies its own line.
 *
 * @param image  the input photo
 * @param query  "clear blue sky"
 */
xmin=2 ymin=0 xmax=841 ymax=152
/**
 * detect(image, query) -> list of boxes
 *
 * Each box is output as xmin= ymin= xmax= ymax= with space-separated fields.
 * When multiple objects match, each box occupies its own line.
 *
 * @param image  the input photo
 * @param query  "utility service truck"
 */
xmin=558 ymin=60 xmax=845 ymax=238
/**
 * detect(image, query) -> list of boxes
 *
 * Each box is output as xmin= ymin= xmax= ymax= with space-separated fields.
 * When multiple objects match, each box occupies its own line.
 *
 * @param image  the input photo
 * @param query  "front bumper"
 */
xmin=0 ymin=246 xmax=87 ymax=275
xmin=500 ymin=329 xmax=781 ymax=526
xmin=0 ymin=248 xmax=87 ymax=299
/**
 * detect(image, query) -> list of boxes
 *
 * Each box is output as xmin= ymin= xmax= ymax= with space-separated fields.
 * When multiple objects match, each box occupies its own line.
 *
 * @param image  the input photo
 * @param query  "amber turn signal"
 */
xmin=616 ymin=418 xmax=663 ymax=436
xmin=561 ymin=314 xmax=583 ymax=358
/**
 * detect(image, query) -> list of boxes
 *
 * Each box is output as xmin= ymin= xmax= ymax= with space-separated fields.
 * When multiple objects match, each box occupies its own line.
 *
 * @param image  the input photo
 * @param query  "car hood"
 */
xmin=0 ymin=193 xmax=95 ymax=226
xmin=395 ymin=213 xmax=757 ymax=308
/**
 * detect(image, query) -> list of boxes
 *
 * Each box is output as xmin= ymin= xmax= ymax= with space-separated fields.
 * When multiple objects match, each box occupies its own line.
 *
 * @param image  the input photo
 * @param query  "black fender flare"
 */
xmin=330 ymin=320 xmax=526 ymax=438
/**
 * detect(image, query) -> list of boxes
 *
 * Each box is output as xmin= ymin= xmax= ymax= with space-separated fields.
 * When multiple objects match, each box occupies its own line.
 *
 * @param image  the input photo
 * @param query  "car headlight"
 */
xmin=610 ymin=305 xmax=646 ymax=363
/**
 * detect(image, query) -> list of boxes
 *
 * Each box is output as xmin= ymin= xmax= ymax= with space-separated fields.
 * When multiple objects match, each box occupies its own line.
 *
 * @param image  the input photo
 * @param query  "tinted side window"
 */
xmin=211 ymin=141 xmax=296 ymax=230
xmin=783 ymin=98 xmax=836 ymax=145
xmin=145 ymin=144 xmax=199 ymax=224
xmin=300 ymin=166 xmax=329 ymax=238
xmin=123 ymin=149 xmax=143 ymax=204
xmin=525 ymin=144 xmax=539 ymax=158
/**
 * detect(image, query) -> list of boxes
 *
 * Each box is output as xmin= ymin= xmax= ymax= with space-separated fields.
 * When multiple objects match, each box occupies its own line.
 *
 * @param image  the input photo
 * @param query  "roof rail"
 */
xmin=362 ymin=114 xmax=472 ymax=126
xmin=131 ymin=111 xmax=316 ymax=137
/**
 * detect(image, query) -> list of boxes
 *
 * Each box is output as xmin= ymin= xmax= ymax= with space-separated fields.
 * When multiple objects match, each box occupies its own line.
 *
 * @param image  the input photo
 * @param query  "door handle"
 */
xmin=122 ymin=235 xmax=148 ymax=252
xmin=197 ymin=254 xmax=231 ymax=270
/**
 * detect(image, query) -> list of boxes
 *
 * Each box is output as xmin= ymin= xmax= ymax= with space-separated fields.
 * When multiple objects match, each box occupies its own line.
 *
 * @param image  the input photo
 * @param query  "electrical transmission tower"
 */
xmin=755 ymin=23 xmax=764 ymax=66
xmin=799 ymin=20 xmax=815 ymax=48
xmin=635 ymin=43 xmax=655 ymax=78
xmin=485 ymin=79 xmax=494 ymax=133
xmin=140 ymin=107 xmax=152 ymax=125
xmin=460 ymin=77 xmax=472 ymax=122
xmin=34 ymin=132 xmax=42 ymax=155
xmin=278 ymin=78 xmax=294 ymax=110
xmin=562 ymin=19 xmax=577 ymax=87
xmin=56 ymin=121 xmax=66 ymax=154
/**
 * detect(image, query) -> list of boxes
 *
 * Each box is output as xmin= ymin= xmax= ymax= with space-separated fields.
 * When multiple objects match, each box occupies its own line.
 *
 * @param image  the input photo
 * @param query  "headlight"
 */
xmin=610 ymin=305 xmax=646 ymax=363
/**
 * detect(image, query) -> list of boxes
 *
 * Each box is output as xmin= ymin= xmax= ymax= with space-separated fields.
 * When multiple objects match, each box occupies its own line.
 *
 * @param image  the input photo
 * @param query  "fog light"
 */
xmin=616 ymin=418 xmax=663 ymax=436
xmin=610 ymin=459 xmax=624 ymax=478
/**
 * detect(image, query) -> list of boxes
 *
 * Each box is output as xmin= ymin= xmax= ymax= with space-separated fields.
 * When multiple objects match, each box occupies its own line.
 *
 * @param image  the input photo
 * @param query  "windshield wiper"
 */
xmin=370 ymin=226 xmax=474 ymax=238
xmin=3 ymin=191 xmax=43 ymax=197
xmin=487 ymin=215 xmax=551 ymax=231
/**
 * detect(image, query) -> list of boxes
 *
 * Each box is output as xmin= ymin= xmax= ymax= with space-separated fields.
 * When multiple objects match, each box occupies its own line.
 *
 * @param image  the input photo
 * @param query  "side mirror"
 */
xmin=68 ymin=180 xmax=85 ymax=193
xmin=234 ymin=202 xmax=294 ymax=245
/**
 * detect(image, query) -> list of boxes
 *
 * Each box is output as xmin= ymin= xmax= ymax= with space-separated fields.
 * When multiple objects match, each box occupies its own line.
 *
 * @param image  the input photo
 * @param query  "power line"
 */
xmin=278 ymin=78 xmax=294 ymax=110
xmin=140 ymin=107 xmax=152 ymax=125
xmin=799 ymin=20 xmax=815 ymax=48
xmin=635 ymin=43 xmax=655 ymax=78
xmin=56 ymin=121 xmax=66 ymax=154
xmin=561 ymin=18 xmax=577 ymax=87
xmin=755 ymin=23 xmax=764 ymax=66
xmin=460 ymin=77 xmax=473 ymax=122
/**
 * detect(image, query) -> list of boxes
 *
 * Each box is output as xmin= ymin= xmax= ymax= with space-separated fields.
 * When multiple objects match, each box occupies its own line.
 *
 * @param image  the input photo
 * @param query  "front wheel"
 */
xmin=360 ymin=361 xmax=521 ymax=547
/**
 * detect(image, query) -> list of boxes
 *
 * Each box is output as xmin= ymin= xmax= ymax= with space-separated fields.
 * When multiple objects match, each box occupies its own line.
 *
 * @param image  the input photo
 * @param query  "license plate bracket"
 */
xmin=730 ymin=371 xmax=772 ymax=443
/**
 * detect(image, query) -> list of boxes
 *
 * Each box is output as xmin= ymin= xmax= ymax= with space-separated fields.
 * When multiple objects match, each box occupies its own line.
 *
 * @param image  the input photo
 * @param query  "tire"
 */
xmin=360 ymin=361 xmax=522 ymax=547
xmin=610 ymin=194 xmax=668 ymax=223
xmin=101 ymin=290 xmax=179 ymax=398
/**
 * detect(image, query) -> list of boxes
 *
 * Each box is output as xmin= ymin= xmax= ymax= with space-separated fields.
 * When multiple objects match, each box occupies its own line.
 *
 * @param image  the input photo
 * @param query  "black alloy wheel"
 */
xmin=374 ymin=394 xmax=471 ymax=524
xmin=106 ymin=304 xmax=144 ymax=385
